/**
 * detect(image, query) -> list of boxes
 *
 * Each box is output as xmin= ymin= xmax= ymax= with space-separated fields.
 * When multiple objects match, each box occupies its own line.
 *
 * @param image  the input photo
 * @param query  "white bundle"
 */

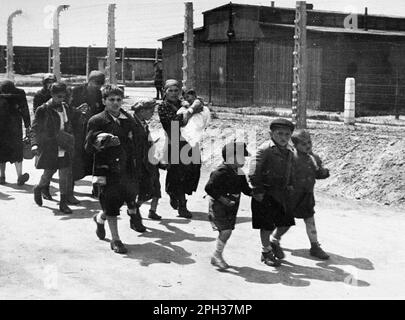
xmin=179 ymin=106 xmax=211 ymax=147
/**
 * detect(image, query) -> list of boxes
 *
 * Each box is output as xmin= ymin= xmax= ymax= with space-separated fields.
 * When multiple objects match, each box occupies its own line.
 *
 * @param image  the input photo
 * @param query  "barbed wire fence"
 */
xmin=0 ymin=1 xmax=404 ymax=121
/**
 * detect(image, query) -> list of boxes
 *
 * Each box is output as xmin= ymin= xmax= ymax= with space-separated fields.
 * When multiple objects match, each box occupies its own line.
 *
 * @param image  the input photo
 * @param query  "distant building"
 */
xmin=0 ymin=46 xmax=161 ymax=81
xmin=159 ymin=2 xmax=405 ymax=113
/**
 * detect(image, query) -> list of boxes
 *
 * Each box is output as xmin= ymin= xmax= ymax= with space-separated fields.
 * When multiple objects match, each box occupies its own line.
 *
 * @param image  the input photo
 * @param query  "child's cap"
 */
xmin=131 ymin=98 xmax=156 ymax=112
xmin=222 ymin=141 xmax=250 ymax=160
xmin=184 ymin=88 xmax=196 ymax=96
xmin=269 ymin=118 xmax=295 ymax=132
xmin=291 ymin=129 xmax=311 ymax=145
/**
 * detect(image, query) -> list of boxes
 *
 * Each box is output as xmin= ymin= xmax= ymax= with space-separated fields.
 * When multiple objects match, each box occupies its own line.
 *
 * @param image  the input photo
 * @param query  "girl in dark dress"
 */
xmin=0 ymin=80 xmax=31 ymax=185
xmin=157 ymin=79 xmax=202 ymax=218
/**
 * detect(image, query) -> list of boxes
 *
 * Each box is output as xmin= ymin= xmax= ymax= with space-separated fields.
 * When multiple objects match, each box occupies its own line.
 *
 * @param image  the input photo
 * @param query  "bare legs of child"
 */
xmin=304 ymin=216 xmax=329 ymax=260
xmin=211 ymin=229 xmax=232 ymax=269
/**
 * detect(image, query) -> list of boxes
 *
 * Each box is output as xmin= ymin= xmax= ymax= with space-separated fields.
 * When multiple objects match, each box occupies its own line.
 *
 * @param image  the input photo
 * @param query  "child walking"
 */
xmin=205 ymin=141 xmax=252 ymax=269
xmin=290 ymin=129 xmax=330 ymax=259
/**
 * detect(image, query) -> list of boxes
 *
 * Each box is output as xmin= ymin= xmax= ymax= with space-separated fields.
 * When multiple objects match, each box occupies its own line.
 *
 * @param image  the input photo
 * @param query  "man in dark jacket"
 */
xmin=69 ymin=70 xmax=105 ymax=183
xmin=31 ymin=82 xmax=86 ymax=214
xmin=86 ymin=85 xmax=140 ymax=254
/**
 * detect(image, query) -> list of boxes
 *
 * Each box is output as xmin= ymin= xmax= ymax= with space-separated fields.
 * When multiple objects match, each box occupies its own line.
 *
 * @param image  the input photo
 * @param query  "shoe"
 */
xmin=178 ymin=200 xmax=192 ymax=218
xmin=42 ymin=186 xmax=53 ymax=200
xmin=169 ymin=197 xmax=179 ymax=210
xmin=211 ymin=253 xmax=229 ymax=269
xmin=33 ymin=185 xmax=43 ymax=206
xmin=148 ymin=210 xmax=162 ymax=220
xmin=93 ymin=214 xmax=106 ymax=240
xmin=310 ymin=243 xmax=330 ymax=260
xmin=59 ymin=195 xmax=72 ymax=214
xmin=261 ymin=251 xmax=281 ymax=267
xmin=129 ymin=210 xmax=146 ymax=232
xmin=0 ymin=176 xmax=6 ymax=185
xmin=270 ymin=241 xmax=285 ymax=260
xmin=17 ymin=173 xmax=29 ymax=186
xmin=110 ymin=240 xmax=127 ymax=254
xmin=67 ymin=195 xmax=80 ymax=205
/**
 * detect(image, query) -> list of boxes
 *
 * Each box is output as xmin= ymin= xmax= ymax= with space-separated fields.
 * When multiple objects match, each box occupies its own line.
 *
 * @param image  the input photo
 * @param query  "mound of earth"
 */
xmin=150 ymin=112 xmax=404 ymax=208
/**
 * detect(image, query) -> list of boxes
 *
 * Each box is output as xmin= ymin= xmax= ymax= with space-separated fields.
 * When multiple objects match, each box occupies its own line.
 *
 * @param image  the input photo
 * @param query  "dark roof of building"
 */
xmin=158 ymin=27 xmax=204 ymax=42
xmin=203 ymin=2 xmax=405 ymax=20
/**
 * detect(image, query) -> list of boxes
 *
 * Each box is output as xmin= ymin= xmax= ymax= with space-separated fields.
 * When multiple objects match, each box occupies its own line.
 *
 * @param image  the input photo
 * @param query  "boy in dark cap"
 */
xmin=248 ymin=118 xmax=295 ymax=267
xmin=291 ymin=129 xmax=330 ymax=259
xmin=33 ymin=73 xmax=57 ymax=114
xmin=205 ymin=141 xmax=252 ymax=269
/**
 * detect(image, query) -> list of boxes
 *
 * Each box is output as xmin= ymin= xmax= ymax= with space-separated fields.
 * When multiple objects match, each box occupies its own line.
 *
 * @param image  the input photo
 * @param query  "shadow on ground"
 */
xmin=123 ymin=219 xmax=216 ymax=266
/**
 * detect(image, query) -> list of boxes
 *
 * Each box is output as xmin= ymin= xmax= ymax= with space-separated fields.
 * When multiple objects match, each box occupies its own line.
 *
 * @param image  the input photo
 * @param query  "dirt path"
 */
xmin=1 ymin=159 xmax=404 ymax=300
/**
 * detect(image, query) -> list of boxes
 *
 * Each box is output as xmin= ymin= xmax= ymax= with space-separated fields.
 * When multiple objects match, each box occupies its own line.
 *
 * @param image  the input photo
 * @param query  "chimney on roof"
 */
xmin=271 ymin=1 xmax=275 ymax=7
xmin=364 ymin=7 xmax=368 ymax=31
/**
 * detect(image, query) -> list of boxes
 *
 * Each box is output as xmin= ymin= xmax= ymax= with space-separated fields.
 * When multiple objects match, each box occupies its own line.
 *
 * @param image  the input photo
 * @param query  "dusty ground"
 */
xmin=1 ymin=86 xmax=404 ymax=300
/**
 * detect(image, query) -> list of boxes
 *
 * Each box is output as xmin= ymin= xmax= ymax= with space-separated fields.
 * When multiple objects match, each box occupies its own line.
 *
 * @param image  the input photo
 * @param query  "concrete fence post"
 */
xmin=344 ymin=77 xmax=355 ymax=125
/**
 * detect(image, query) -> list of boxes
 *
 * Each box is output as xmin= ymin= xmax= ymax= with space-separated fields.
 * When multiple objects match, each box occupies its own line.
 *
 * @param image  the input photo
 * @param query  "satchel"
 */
xmin=22 ymin=136 xmax=34 ymax=159
xmin=56 ymin=130 xmax=75 ymax=154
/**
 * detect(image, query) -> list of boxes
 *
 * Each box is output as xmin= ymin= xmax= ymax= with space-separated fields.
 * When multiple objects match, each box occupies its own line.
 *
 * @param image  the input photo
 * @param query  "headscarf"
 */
xmin=131 ymin=97 xmax=156 ymax=112
xmin=164 ymin=79 xmax=180 ymax=91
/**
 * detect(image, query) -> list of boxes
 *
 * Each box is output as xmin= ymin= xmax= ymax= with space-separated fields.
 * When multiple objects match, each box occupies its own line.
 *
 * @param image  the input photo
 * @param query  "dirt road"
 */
xmin=1 ymin=157 xmax=404 ymax=300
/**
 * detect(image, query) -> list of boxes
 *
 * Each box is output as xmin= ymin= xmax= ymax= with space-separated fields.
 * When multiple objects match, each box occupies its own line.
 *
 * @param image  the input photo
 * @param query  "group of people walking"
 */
xmin=0 ymin=72 xmax=331 ymax=267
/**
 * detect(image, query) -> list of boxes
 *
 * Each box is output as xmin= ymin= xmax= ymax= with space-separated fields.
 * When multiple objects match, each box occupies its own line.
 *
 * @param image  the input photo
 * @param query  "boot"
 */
xmin=110 ymin=240 xmax=127 ymax=254
xmin=93 ymin=214 xmax=106 ymax=240
xmin=178 ymin=200 xmax=192 ymax=218
xmin=41 ymin=185 xmax=53 ymax=201
xmin=128 ymin=209 xmax=146 ymax=232
xmin=211 ymin=251 xmax=229 ymax=269
xmin=310 ymin=243 xmax=330 ymax=260
xmin=261 ymin=251 xmax=281 ymax=267
xmin=67 ymin=194 xmax=80 ymax=205
xmin=148 ymin=209 xmax=162 ymax=220
xmin=270 ymin=241 xmax=285 ymax=260
xmin=169 ymin=196 xmax=179 ymax=210
xmin=17 ymin=173 xmax=29 ymax=186
xmin=59 ymin=195 xmax=72 ymax=214
xmin=33 ymin=185 xmax=43 ymax=206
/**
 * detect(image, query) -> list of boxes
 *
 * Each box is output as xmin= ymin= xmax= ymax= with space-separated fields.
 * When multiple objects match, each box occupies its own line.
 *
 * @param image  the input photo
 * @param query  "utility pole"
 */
xmin=86 ymin=45 xmax=91 ymax=81
xmin=52 ymin=5 xmax=69 ymax=81
xmin=292 ymin=1 xmax=307 ymax=128
xmin=48 ymin=42 xmax=52 ymax=73
xmin=106 ymin=4 xmax=117 ymax=85
xmin=6 ymin=9 xmax=22 ymax=81
xmin=182 ymin=2 xmax=195 ymax=91
xmin=121 ymin=47 xmax=126 ymax=85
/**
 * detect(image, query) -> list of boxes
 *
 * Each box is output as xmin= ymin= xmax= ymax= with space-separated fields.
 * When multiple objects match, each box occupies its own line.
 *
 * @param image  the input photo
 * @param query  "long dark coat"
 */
xmin=157 ymin=99 xmax=201 ymax=197
xmin=0 ymin=87 xmax=30 ymax=164
xmin=30 ymin=100 xmax=77 ymax=170
xmin=69 ymin=84 xmax=104 ymax=180
xmin=132 ymin=113 xmax=161 ymax=201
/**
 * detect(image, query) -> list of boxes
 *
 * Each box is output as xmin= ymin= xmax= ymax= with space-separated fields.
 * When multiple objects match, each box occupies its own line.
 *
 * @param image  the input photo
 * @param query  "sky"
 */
xmin=1 ymin=0 xmax=405 ymax=49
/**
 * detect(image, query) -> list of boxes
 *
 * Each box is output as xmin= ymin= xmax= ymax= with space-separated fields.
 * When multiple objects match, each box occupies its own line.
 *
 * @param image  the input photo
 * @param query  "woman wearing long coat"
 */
xmin=157 ymin=79 xmax=202 ymax=218
xmin=0 ymin=80 xmax=31 ymax=185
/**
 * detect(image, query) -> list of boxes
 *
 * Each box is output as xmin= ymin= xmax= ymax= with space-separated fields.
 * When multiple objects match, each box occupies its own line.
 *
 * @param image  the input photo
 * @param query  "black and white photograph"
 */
xmin=0 ymin=0 xmax=404 ymax=303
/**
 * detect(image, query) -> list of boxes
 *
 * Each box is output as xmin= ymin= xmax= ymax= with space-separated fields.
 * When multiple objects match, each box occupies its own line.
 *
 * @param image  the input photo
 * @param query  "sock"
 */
xmin=262 ymin=245 xmax=272 ymax=253
xmin=270 ymin=235 xmax=279 ymax=244
xmin=96 ymin=212 xmax=106 ymax=224
xmin=304 ymin=217 xmax=319 ymax=245
xmin=215 ymin=239 xmax=226 ymax=254
xmin=150 ymin=197 xmax=159 ymax=211
xmin=106 ymin=216 xmax=120 ymax=241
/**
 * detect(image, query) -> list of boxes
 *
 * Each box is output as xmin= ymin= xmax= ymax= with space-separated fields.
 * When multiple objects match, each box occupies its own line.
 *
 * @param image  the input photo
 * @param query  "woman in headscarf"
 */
xmin=157 ymin=79 xmax=202 ymax=218
xmin=0 ymin=80 xmax=31 ymax=185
